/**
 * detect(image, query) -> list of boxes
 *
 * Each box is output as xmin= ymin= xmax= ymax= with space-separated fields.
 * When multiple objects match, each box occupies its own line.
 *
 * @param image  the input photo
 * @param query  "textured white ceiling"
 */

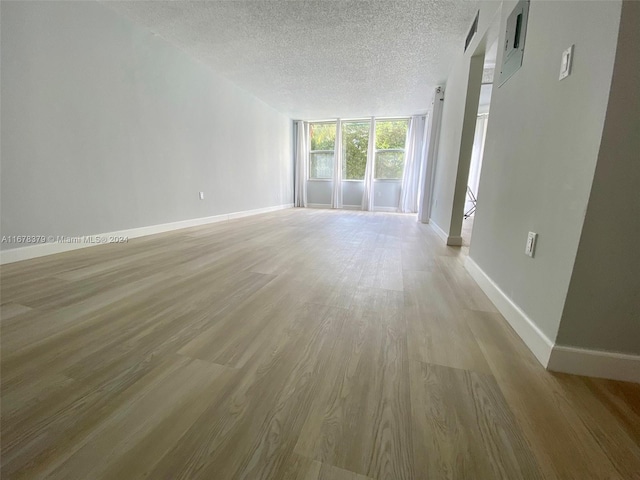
xmin=104 ymin=0 xmax=480 ymax=119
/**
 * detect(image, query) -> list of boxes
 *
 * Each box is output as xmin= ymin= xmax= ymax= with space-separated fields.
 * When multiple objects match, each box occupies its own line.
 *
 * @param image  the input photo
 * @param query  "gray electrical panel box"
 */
xmin=499 ymin=0 xmax=529 ymax=86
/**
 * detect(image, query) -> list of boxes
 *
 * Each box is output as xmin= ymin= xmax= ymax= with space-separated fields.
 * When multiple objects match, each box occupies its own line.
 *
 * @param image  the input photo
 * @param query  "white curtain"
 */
xmin=418 ymin=86 xmax=445 ymax=223
xmin=361 ymin=117 xmax=376 ymax=211
xmin=293 ymin=120 xmax=308 ymax=207
xmin=399 ymin=115 xmax=427 ymax=213
xmin=331 ymin=119 xmax=343 ymax=209
xmin=466 ymin=114 xmax=489 ymax=214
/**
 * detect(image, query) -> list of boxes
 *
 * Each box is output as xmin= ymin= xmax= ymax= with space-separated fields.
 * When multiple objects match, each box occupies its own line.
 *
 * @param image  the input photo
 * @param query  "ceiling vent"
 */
xmin=465 ymin=11 xmax=479 ymax=52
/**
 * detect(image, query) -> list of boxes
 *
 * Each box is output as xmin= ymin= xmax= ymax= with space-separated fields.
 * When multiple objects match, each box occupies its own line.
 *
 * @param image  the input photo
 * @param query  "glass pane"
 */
xmin=375 ymin=150 xmax=405 ymax=179
xmin=310 ymin=152 xmax=334 ymax=179
xmin=342 ymin=121 xmax=369 ymax=180
xmin=310 ymin=123 xmax=336 ymax=151
xmin=375 ymin=120 xmax=409 ymax=150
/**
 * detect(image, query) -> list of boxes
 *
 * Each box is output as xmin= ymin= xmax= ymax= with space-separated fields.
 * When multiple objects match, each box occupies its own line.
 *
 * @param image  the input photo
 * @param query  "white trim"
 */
xmin=446 ymin=235 xmax=463 ymax=246
xmin=227 ymin=204 xmax=292 ymax=220
xmin=419 ymin=87 xmax=445 ymax=224
xmin=304 ymin=116 xmax=415 ymax=123
xmin=374 ymin=116 xmax=412 ymax=122
xmin=305 ymin=119 xmax=337 ymax=124
xmin=0 ymin=203 xmax=293 ymax=265
xmin=374 ymin=206 xmax=399 ymax=213
xmin=308 ymin=179 xmax=403 ymax=183
xmin=429 ymin=219 xmax=448 ymax=242
xmin=300 ymin=203 xmax=398 ymax=213
xmin=305 ymin=204 xmax=398 ymax=213
xmin=547 ymin=345 xmax=640 ymax=383
xmin=464 ymin=255 xmax=640 ymax=382
xmin=464 ymin=256 xmax=554 ymax=367
xmin=430 ymin=218 xmax=461 ymax=245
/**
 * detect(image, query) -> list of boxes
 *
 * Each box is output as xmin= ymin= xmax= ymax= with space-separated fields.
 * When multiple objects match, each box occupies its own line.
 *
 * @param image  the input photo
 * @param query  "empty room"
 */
xmin=1 ymin=0 xmax=639 ymax=479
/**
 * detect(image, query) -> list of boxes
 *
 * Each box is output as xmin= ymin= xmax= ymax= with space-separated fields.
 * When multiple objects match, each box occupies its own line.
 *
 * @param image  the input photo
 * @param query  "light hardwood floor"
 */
xmin=1 ymin=208 xmax=639 ymax=479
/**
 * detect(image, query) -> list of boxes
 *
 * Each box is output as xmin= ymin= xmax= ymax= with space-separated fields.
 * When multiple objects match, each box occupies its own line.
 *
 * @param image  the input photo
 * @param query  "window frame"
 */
xmin=341 ymin=119 xmax=371 ymax=182
xmin=308 ymin=121 xmax=337 ymax=181
xmin=373 ymin=118 xmax=410 ymax=181
xmin=306 ymin=117 xmax=410 ymax=182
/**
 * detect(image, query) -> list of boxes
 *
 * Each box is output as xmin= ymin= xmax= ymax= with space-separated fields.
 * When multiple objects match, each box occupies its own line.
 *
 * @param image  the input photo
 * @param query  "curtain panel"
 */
xmin=418 ymin=86 xmax=445 ymax=223
xmin=331 ymin=119 xmax=343 ymax=209
xmin=293 ymin=120 xmax=308 ymax=207
xmin=399 ymin=115 xmax=427 ymax=213
xmin=361 ymin=117 xmax=376 ymax=211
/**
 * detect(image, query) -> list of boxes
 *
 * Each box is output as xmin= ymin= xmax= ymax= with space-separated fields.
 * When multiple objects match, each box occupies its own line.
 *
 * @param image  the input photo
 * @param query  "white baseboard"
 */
xmin=374 ymin=206 xmax=399 ymax=213
xmin=465 ymin=256 xmax=640 ymax=382
xmin=548 ymin=345 xmax=640 ymax=383
xmin=306 ymin=204 xmax=397 ymax=213
xmin=429 ymin=219 xmax=462 ymax=245
xmin=429 ymin=219 xmax=448 ymax=242
xmin=226 ymin=203 xmax=292 ymax=220
xmin=447 ymin=235 xmax=463 ymax=246
xmin=0 ymin=203 xmax=293 ymax=265
xmin=464 ymin=256 xmax=554 ymax=367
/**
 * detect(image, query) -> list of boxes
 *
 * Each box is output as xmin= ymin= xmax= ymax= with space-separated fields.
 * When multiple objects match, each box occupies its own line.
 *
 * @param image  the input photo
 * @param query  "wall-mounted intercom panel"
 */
xmin=499 ymin=0 xmax=530 ymax=86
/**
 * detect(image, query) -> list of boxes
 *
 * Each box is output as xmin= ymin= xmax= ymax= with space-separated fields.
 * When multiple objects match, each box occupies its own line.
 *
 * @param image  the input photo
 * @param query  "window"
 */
xmin=375 ymin=119 xmax=409 ymax=180
xmin=342 ymin=121 xmax=370 ymax=180
xmin=309 ymin=122 xmax=336 ymax=179
xmin=308 ymin=119 xmax=409 ymax=181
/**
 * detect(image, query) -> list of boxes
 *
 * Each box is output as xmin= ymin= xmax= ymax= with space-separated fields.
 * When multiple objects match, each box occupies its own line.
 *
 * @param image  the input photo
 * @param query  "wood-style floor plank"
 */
xmin=409 ymin=360 xmax=542 ymax=480
xmin=466 ymin=308 xmax=640 ymax=480
xmin=1 ymin=208 xmax=639 ymax=480
xmin=294 ymin=306 xmax=414 ymax=480
xmin=404 ymin=269 xmax=491 ymax=375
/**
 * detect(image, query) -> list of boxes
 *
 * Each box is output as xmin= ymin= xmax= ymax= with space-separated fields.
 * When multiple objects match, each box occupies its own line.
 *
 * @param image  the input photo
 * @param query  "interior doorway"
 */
xmin=462 ymin=39 xmax=497 ymax=247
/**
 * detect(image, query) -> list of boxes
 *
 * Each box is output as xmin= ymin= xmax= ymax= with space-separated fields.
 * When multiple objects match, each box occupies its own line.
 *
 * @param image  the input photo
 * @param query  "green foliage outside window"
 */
xmin=309 ymin=119 xmax=408 ymax=180
xmin=375 ymin=150 xmax=405 ymax=179
xmin=310 ymin=123 xmax=336 ymax=151
xmin=342 ymin=122 xmax=369 ymax=180
xmin=375 ymin=120 xmax=408 ymax=179
xmin=375 ymin=120 xmax=409 ymax=149
xmin=309 ymin=123 xmax=336 ymax=179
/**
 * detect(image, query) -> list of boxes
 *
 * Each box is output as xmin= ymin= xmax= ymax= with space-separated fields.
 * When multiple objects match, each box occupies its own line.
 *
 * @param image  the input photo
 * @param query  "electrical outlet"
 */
xmin=199 ymin=192 xmax=204 ymax=200
xmin=525 ymin=231 xmax=537 ymax=257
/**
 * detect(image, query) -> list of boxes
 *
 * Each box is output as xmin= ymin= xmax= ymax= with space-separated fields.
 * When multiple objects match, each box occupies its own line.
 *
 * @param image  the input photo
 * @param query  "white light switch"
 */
xmin=199 ymin=191 xmax=204 ymax=200
xmin=525 ymin=232 xmax=537 ymax=257
xmin=559 ymin=45 xmax=574 ymax=80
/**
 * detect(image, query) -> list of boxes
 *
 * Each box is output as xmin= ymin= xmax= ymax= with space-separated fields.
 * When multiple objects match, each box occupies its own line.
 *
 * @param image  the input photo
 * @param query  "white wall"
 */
xmin=432 ymin=0 xmax=627 ymax=354
xmin=429 ymin=55 xmax=474 ymax=233
xmin=555 ymin=0 xmax=640 ymax=354
xmin=1 ymin=0 xmax=293 ymax=250
xmin=469 ymin=0 xmax=622 ymax=343
xmin=429 ymin=1 xmax=501 ymax=236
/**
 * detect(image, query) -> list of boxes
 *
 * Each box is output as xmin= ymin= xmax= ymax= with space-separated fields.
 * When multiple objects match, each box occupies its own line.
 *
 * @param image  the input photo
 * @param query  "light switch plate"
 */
xmin=525 ymin=232 xmax=538 ymax=257
xmin=559 ymin=45 xmax=574 ymax=80
xmin=199 ymin=191 xmax=204 ymax=200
